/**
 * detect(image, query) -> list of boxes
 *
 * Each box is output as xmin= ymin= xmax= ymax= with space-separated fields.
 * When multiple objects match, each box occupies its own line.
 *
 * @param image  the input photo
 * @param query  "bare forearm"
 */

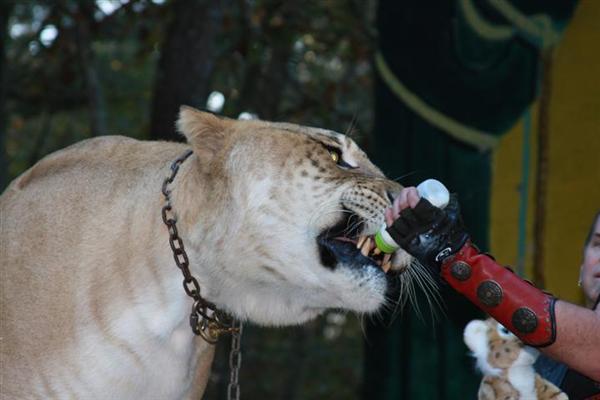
xmin=541 ymin=300 xmax=600 ymax=381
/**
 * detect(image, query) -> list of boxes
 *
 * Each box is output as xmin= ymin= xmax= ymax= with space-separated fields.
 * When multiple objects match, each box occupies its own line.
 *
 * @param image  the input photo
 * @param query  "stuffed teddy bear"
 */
xmin=463 ymin=318 xmax=568 ymax=400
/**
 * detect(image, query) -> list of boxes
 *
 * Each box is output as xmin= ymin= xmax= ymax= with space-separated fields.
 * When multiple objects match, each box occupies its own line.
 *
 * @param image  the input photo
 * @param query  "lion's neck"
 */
xmin=166 ymin=153 xmax=235 ymax=295
xmin=171 ymin=154 xmax=230 ymax=230
xmin=89 ymin=153 xmax=219 ymax=398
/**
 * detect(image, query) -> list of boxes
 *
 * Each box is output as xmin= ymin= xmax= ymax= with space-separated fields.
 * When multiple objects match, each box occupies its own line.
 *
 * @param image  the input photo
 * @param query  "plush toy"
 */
xmin=463 ymin=318 xmax=568 ymax=400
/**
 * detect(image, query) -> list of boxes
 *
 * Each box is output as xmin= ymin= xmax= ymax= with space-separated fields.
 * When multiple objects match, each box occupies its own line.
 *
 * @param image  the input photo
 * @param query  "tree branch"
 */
xmin=149 ymin=0 xmax=233 ymax=141
xmin=72 ymin=2 xmax=107 ymax=137
xmin=0 ymin=2 xmax=14 ymax=189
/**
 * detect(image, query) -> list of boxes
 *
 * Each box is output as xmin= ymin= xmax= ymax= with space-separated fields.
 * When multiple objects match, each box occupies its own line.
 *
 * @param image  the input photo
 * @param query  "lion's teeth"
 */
xmin=382 ymin=261 xmax=392 ymax=273
xmin=357 ymin=236 xmax=367 ymax=249
xmin=360 ymin=246 xmax=369 ymax=257
xmin=373 ymin=247 xmax=382 ymax=256
xmin=382 ymin=253 xmax=391 ymax=265
xmin=360 ymin=237 xmax=372 ymax=257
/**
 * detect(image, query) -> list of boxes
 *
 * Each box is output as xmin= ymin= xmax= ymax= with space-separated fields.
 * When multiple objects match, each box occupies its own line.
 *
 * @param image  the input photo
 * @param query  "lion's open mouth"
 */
xmin=317 ymin=212 xmax=400 ymax=274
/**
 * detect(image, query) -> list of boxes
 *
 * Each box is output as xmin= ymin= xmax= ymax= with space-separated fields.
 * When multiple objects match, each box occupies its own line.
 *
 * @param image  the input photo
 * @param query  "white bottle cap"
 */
xmin=416 ymin=179 xmax=449 ymax=209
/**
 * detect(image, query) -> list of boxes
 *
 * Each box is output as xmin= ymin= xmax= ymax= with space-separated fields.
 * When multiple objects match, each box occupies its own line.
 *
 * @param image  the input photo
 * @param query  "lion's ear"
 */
xmin=176 ymin=106 xmax=232 ymax=158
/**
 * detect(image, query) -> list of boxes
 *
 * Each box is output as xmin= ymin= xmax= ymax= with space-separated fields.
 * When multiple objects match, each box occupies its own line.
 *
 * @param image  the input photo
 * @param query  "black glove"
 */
xmin=386 ymin=195 xmax=470 ymax=268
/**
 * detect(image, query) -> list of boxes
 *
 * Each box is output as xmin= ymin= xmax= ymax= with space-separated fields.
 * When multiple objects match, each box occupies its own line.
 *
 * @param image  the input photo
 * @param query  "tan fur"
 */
xmin=464 ymin=318 xmax=568 ymax=400
xmin=1 ymin=107 xmax=408 ymax=399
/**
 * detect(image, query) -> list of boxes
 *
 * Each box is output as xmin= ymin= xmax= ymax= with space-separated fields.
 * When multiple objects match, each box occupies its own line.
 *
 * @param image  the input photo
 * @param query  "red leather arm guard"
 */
xmin=440 ymin=241 xmax=557 ymax=347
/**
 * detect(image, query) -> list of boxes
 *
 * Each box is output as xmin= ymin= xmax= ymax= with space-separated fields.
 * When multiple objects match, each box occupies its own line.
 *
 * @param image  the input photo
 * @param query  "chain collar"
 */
xmin=161 ymin=149 xmax=241 ymax=344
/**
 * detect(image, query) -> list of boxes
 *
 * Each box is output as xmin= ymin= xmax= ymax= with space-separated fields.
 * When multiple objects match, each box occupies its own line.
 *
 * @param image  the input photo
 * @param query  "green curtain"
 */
xmin=363 ymin=0 xmax=577 ymax=398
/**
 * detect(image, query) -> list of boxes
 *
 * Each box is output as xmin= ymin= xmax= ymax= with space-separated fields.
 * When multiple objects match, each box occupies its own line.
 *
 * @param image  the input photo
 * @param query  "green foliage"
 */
xmin=4 ymin=0 xmax=377 ymax=184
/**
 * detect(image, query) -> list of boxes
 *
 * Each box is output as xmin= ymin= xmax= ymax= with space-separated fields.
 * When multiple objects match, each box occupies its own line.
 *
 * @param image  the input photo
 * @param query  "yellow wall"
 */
xmin=491 ymin=1 xmax=600 ymax=305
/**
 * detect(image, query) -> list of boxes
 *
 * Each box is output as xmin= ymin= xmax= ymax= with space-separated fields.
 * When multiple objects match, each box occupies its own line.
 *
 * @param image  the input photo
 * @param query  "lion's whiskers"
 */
xmin=397 ymin=261 xmax=444 ymax=323
xmin=307 ymin=198 xmax=444 ymax=329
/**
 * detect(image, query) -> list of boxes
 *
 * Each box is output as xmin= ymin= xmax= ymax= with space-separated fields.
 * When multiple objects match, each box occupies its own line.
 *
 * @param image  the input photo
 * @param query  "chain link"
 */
xmin=161 ymin=150 xmax=243 ymax=398
xmin=227 ymin=320 xmax=243 ymax=400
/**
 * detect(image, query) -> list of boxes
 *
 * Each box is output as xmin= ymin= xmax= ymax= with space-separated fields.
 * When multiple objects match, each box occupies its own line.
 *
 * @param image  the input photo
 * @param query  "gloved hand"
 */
xmin=386 ymin=195 xmax=470 ymax=268
xmin=386 ymin=192 xmax=558 ymax=347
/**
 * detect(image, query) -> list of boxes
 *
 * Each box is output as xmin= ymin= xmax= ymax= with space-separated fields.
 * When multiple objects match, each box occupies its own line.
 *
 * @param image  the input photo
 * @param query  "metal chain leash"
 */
xmin=227 ymin=320 xmax=243 ymax=400
xmin=160 ymin=150 xmax=243 ymax=399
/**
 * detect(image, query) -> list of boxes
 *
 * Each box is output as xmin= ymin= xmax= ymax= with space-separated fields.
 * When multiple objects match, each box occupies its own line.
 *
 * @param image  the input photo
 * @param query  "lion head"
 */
xmin=174 ymin=106 xmax=416 ymax=326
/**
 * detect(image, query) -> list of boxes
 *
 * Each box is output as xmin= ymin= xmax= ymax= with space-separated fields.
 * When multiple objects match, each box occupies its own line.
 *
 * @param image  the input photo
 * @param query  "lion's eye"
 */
xmin=322 ymin=144 xmax=356 ymax=169
xmin=329 ymin=150 xmax=340 ymax=163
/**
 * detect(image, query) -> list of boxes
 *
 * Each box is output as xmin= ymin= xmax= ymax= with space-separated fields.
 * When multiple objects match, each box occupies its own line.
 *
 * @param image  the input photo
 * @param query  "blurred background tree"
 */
xmin=3 ymin=0 xmax=376 ymax=180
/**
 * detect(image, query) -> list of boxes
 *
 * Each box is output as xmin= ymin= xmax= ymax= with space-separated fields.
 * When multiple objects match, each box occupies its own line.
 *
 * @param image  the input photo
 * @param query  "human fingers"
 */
xmin=392 ymin=187 xmax=419 ymax=219
xmin=385 ymin=208 xmax=394 ymax=227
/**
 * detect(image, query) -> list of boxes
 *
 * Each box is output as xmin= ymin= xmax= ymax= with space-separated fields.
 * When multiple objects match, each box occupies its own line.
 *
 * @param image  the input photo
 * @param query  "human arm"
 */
xmin=545 ymin=301 xmax=600 ymax=381
xmin=386 ymin=187 xmax=600 ymax=381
